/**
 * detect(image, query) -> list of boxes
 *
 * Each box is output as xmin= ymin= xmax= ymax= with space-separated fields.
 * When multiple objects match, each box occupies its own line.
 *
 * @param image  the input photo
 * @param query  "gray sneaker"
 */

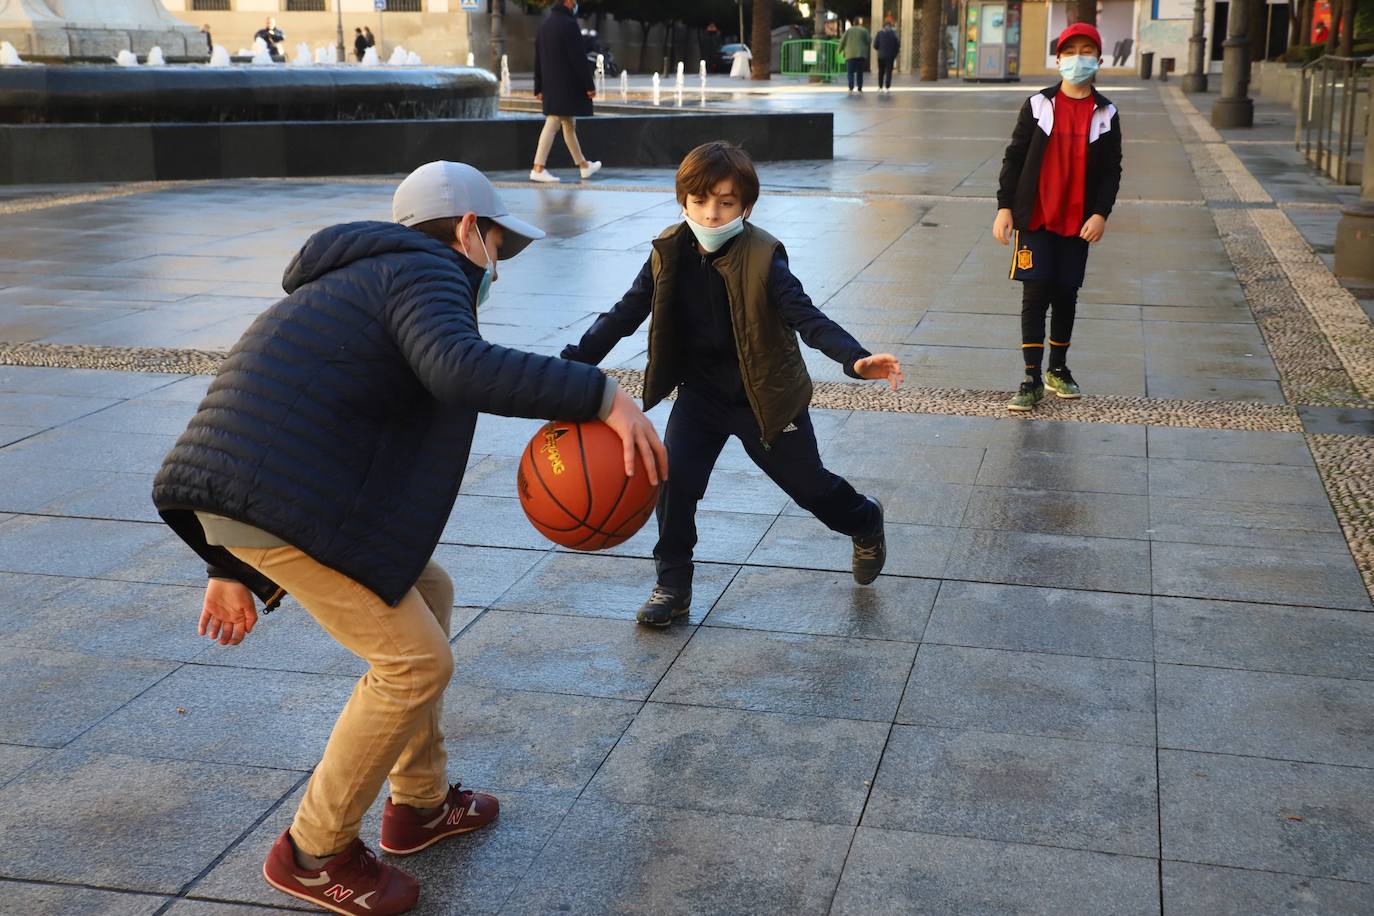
xmin=852 ymin=498 xmax=885 ymax=585
xmin=636 ymin=585 xmax=691 ymax=627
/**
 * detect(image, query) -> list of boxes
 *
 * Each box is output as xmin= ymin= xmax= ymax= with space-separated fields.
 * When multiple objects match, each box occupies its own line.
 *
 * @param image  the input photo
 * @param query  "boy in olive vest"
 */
xmin=561 ymin=141 xmax=903 ymax=625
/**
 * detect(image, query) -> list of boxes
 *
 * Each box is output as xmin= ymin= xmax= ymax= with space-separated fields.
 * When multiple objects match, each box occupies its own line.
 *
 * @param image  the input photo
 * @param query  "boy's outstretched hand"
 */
xmin=854 ymin=353 xmax=904 ymax=391
xmin=604 ymin=387 xmax=669 ymax=484
xmin=199 ymin=578 xmax=257 ymax=646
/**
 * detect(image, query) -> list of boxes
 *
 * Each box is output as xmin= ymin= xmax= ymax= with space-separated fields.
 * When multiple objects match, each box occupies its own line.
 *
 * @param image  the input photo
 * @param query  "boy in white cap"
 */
xmin=153 ymin=161 xmax=666 ymax=915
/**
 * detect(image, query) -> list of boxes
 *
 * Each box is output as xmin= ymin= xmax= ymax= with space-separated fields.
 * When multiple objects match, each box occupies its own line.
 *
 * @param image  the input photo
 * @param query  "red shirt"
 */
xmin=1030 ymin=92 xmax=1096 ymax=237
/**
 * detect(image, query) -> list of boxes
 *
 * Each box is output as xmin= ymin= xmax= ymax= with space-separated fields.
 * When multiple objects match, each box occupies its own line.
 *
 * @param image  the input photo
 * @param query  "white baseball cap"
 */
xmin=392 ymin=161 xmax=546 ymax=259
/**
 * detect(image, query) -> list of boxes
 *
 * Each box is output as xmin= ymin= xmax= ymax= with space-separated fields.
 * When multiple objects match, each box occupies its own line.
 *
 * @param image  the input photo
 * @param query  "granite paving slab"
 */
xmin=600 ymin=508 xmax=776 ymax=565
xmin=899 ymin=644 xmax=1157 ymax=745
xmin=0 ymin=645 xmax=175 ymax=747
xmin=747 ymin=515 xmax=952 ymax=580
xmin=974 ymin=449 xmax=1149 ymax=495
xmin=944 ymin=528 xmax=1153 ymax=593
xmin=71 ymin=663 xmax=356 ymax=771
xmin=1161 ymin=860 xmax=1374 ymax=916
xmin=0 ymin=748 xmax=300 ymax=893
xmin=1147 ymin=496 xmax=1347 ymax=552
xmin=426 ymin=545 xmax=546 ymax=609
xmin=1151 ymin=541 xmax=1372 ymax=611
xmin=960 ymin=486 xmax=1151 ymax=539
xmin=0 ymin=743 xmax=47 ymax=790
xmin=0 ymin=881 xmax=166 ymax=915
xmin=1147 ymin=458 xmax=1330 ymax=505
xmin=651 ymin=625 xmax=915 ymax=721
xmin=451 ymin=610 xmax=691 ymax=701
xmin=492 ymin=552 xmax=739 ymax=625
xmin=1152 ymin=596 xmax=1374 ymax=680
xmin=192 ymin=783 xmax=571 ymax=916
xmin=830 ymin=828 xmax=1161 ymax=916
xmin=1145 ymin=426 xmax=1314 ymax=466
xmin=434 ymin=683 xmax=639 ymax=796
xmin=703 ymin=566 xmax=939 ymax=641
xmin=502 ymin=800 xmax=853 ymax=916
xmin=0 ymin=516 xmax=177 ymax=580
xmin=0 ymin=577 xmax=208 ymax=661
xmin=1158 ymin=664 xmax=1374 ymax=767
xmin=586 ymin=702 xmax=886 ymax=824
xmin=1159 ymin=749 xmax=1374 ymax=882
xmin=864 ymin=725 xmax=1159 ymax=857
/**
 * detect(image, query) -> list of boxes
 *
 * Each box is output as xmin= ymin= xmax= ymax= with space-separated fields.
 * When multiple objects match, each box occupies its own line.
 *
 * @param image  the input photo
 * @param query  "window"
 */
xmin=386 ymin=0 xmax=423 ymax=11
xmin=190 ymin=0 xmax=231 ymax=10
xmin=286 ymin=0 xmax=327 ymax=9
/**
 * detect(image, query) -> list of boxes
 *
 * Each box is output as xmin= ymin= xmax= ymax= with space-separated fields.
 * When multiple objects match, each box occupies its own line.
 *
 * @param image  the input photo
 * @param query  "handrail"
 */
xmin=1297 ymin=54 xmax=1372 ymax=185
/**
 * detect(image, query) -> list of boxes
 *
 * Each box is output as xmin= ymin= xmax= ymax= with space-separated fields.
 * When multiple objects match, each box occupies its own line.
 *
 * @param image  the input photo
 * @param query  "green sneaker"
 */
xmin=1044 ymin=367 xmax=1082 ymax=399
xmin=1006 ymin=377 xmax=1044 ymax=412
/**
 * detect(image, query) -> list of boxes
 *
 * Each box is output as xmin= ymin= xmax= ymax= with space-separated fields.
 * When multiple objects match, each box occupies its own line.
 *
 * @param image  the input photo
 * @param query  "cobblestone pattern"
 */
xmin=0 ymin=341 xmax=223 ymax=375
xmin=1213 ymin=207 xmax=1365 ymax=406
xmin=1308 ymin=434 xmax=1374 ymax=599
xmin=1251 ymin=208 xmax=1374 ymax=400
xmin=603 ymin=369 xmax=1305 ymax=432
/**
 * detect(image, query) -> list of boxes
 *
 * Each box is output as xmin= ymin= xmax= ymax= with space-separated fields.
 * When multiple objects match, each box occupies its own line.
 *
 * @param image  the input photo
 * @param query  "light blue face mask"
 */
xmin=683 ymin=213 xmax=745 ymax=253
xmin=1058 ymin=54 xmax=1099 ymax=85
xmin=467 ymin=224 xmax=497 ymax=307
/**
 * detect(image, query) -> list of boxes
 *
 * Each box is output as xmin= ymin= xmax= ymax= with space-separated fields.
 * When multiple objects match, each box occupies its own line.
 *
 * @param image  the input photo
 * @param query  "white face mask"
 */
xmin=682 ymin=212 xmax=745 ymax=253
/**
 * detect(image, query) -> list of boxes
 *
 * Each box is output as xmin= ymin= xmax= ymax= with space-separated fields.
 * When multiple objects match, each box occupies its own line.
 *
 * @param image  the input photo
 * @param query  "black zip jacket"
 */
xmin=997 ymin=85 xmax=1123 ymax=231
xmin=152 ymin=221 xmax=608 ymax=608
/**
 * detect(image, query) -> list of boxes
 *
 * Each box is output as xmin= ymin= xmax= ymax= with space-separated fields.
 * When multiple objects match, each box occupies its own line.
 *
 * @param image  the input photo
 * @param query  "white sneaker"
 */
xmin=529 ymin=169 xmax=560 ymax=183
xmin=579 ymin=160 xmax=602 ymax=179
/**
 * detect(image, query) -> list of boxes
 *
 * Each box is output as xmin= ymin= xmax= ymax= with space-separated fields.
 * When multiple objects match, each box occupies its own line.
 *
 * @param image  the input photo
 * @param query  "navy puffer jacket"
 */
xmin=152 ymin=221 xmax=608 ymax=607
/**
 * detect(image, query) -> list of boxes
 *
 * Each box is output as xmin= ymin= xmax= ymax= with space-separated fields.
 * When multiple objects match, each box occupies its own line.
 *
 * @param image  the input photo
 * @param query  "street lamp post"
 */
xmin=336 ymin=0 xmax=345 ymax=64
xmin=1182 ymin=0 xmax=1207 ymax=92
xmin=1212 ymin=0 xmax=1254 ymax=127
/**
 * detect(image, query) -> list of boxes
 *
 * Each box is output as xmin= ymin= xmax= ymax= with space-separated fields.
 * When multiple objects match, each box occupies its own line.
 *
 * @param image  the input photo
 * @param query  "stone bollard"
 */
xmin=1334 ymin=66 xmax=1374 ymax=282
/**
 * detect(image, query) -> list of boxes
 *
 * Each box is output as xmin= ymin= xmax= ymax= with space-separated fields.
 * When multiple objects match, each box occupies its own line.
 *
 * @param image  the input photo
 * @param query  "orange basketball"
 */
xmin=517 ymin=419 xmax=659 ymax=551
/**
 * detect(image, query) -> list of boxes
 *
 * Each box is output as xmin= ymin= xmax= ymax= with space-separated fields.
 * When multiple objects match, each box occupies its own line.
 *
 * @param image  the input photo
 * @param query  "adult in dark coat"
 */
xmin=530 ymin=0 xmax=601 ymax=183
xmin=151 ymin=160 xmax=665 ymax=914
xmin=354 ymin=27 xmax=368 ymax=62
xmin=874 ymin=22 xmax=900 ymax=91
xmin=253 ymin=17 xmax=284 ymax=58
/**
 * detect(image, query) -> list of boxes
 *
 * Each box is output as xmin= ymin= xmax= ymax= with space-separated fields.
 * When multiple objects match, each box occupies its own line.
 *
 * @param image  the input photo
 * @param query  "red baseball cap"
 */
xmin=1056 ymin=23 xmax=1103 ymax=55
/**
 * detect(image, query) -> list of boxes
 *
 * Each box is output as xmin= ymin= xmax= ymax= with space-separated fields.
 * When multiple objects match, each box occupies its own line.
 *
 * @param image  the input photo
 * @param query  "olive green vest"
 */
xmin=643 ymin=222 xmax=812 ymax=444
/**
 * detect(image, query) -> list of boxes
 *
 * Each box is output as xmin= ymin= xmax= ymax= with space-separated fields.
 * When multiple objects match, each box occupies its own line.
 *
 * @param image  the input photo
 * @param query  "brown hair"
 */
xmin=675 ymin=141 xmax=760 ymax=209
xmin=409 ymin=215 xmax=493 ymax=247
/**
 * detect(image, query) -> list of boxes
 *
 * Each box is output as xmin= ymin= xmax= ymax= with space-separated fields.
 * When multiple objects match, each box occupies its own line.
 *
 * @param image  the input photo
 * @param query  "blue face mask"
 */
xmin=463 ymin=224 xmax=497 ymax=308
xmin=683 ymin=213 xmax=745 ymax=253
xmin=1058 ymin=54 xmax=1099 ymax=85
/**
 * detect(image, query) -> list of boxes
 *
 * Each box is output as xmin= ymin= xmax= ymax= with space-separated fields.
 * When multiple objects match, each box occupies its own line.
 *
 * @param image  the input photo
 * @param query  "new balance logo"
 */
xmin=296 ymin=870 xmax=332 ymax=887
xmin=443 ymin=799 xmax=480 ymax=826
xmin=323 ymin=884 xmax=353 ymax=903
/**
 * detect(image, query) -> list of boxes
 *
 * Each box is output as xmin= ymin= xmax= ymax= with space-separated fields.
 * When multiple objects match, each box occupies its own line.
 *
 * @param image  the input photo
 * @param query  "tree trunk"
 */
xmin=1338 ymin=0 xmax=1355 ymax=54
xmin=1301 ymin=0 xmax=1315 ymax=45
xmin=489 ymin=0 xmax=505 ymax=72
xmin=1326 ymin=0 xmax=1342 ymax=52
xmin=1249 ymin=0 xmax=1267 ymax=61
xmin=1074 ymin=0 xmax=1098 ymax=27
xmin=920 ymin=0 xmax=941 ymax=79
xmin=750 ymin=0 xmax=772 ymax=79
xmin=638 ymin=22 xmax=652 ymax=73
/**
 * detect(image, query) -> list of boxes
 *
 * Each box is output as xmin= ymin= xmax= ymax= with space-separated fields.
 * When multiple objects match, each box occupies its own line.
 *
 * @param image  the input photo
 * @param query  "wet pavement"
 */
xmin=0 ymin=78 xmax=1372 ymax=915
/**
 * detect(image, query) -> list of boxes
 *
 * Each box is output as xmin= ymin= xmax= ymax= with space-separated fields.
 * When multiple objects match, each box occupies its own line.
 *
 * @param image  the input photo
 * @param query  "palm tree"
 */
xmin=750 ymin=0 xmax=772 ymax=79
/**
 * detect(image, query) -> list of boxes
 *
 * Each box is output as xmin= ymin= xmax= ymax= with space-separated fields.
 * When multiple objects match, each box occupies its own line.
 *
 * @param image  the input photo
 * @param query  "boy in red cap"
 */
xmin=992 ymin=22 xmax=1123 ymax=411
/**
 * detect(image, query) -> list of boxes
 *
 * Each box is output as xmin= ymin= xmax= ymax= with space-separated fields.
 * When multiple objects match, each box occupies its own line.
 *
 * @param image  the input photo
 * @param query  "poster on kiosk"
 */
xmin=963 ymin=0 xmax=1022 ymax=81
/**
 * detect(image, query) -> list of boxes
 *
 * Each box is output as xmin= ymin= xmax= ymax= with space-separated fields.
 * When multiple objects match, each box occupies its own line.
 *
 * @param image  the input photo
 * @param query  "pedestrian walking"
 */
xmin=874 ymin=20 xmax=900 ymax=92
xmin=253 ymin=17 xmax=284 ymax=58
xmin=840 ymin=16 xmax=872 ymax=93
xmin=530 ymin=0 xmax=602 ymax=183
xmin=201 ymin=24 xmax=213 ymax=55
xmin=992 ymin=23 xmax=1123 ymax=411
xmin=560 ymin=141 xmax=904 ymax=626
xmin=363 ymin=26 xmax=376 ymax=50
xmin=354 ymin=27 xmax=368 ymax=62
xmin=152 ymin=160 xmax=665 ymax=916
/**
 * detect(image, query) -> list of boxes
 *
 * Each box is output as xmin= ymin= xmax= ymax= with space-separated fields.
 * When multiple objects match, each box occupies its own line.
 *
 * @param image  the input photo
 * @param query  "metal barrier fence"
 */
xmin=1298 ymin=55 xmax=1372 ymax=185
xmin=780 ymin=40 xmax=844 ymax=81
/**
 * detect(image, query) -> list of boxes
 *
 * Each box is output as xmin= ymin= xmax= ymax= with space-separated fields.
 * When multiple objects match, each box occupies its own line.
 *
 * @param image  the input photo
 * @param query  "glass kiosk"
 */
xmin=961 ymin=0 xmax=1021 ymax=81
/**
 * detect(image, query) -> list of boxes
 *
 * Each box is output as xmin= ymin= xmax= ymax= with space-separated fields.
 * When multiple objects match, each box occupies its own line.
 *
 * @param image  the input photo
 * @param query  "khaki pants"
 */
xmin=533 ymin=115 xmax=586 ymax=167
xmin=228 ymin=546 xmax=454 ymax=858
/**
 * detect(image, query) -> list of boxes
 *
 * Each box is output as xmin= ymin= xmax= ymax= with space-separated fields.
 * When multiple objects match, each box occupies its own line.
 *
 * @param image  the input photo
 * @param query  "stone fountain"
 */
xmin=0 ymin=0 xmax=204 ymax=60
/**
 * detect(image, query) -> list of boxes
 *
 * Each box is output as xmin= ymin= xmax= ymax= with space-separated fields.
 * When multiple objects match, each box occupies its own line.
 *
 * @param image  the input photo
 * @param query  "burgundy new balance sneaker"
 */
xmin=262 ymin=828 xmax=419 ymax=916
xmin=379 ymin=783 xmax=500 ymax=855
